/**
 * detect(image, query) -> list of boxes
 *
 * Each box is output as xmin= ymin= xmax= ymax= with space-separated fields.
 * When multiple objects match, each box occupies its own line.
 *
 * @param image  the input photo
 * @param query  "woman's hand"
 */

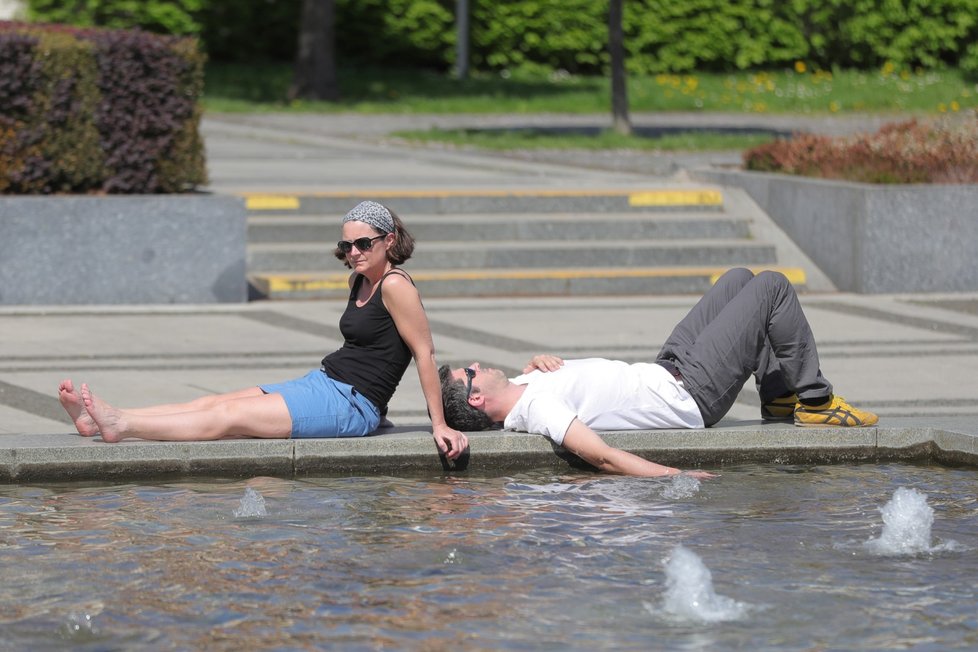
xmin=433 ymin=424 xmax=469 ymax=461
xmin=523 ymin=354 xmax=564 ymax=373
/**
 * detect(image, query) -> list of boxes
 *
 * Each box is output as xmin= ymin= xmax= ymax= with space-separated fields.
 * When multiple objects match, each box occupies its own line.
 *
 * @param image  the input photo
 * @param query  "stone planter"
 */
xmin=694 ymin=169 xmax=978 ymax=293
xmin=0 ymin=195 xmax=247 ymax=304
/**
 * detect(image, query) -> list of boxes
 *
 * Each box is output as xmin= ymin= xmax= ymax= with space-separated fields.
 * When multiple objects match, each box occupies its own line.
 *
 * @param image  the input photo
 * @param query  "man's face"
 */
xmin=451 ymin=362 xmax=507 ymax=399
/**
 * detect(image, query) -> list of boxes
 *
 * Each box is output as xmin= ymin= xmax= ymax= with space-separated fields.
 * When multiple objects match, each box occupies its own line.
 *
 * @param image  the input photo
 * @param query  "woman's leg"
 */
xmin=59 ymin=379 xmax=266 ymax=436
xmin=81 ymin=383 xmax=292 ymax=443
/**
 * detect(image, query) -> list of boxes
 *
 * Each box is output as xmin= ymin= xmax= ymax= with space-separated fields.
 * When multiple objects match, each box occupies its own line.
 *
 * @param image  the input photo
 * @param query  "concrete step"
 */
xmin=248 ymin=239 xmax=777 ymax=273
xmin=242 ymin=188 xmax=724 ymax=215
xmin=248 ymin=212 xmax=752 ymax=243
xmin=249 ymin=266 xmax=808 ymax=300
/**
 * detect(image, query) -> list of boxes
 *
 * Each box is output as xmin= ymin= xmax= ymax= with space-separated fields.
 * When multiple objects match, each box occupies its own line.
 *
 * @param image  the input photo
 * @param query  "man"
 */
xmin=439 ymin=268 xmax=878 ymax=478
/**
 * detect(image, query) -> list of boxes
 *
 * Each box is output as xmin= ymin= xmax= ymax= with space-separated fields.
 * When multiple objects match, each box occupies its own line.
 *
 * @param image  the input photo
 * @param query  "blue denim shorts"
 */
xmin=260 ymin=370 xmax=380 ymax=438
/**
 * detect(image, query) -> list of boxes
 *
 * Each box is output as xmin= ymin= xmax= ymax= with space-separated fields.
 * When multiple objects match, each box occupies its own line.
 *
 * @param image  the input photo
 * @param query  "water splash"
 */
xmin=233 ymin=487 xmax=267 ymax=518
xmin=863 ymin=487 xmax=961 ymax=555
xmin=661 ymin=474 xmax=701 ymax=500
xmin=654 ymin=546 xmax=748 ymax=623
xmin=59 ymin=613 xmax=97 ymax=640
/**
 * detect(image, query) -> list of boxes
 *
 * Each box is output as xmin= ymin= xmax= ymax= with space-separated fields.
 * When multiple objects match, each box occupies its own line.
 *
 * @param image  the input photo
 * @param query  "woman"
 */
xmin=57 ymin=201 xmax=468 ymax=460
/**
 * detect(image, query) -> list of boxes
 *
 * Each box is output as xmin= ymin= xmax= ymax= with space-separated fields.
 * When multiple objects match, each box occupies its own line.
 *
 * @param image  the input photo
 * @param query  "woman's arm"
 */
xmin=383 ymin=274 xmax=469 ymax=460
xmin=561 ymin=419 xmax=715 ymax=478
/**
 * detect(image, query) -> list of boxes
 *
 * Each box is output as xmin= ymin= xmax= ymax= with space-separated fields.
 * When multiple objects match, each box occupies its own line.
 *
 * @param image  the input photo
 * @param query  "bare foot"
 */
xmin=80 ymin=383 xmax=128 ymax=443
xmin=58 ymin=379 xmax=100 ymax=437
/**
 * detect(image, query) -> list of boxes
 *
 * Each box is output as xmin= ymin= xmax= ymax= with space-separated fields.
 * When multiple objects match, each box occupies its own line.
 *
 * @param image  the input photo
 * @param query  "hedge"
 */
xmin=28 ymin=0 xmax=978 ymax=75
xmin=0 ymin=21 xmax=206 ymax=194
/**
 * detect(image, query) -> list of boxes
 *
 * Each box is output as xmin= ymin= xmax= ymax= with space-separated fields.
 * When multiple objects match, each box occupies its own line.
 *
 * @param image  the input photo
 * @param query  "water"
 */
xmin=0 ymin=463 xmax=976 ymax=651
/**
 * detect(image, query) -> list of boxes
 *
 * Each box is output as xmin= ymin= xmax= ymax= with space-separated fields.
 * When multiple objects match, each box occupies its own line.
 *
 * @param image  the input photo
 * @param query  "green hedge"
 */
xmin=0 ymin=21 xmax=206 ymax=194
xmin=24 ymin=0 xmax=978 ymax=75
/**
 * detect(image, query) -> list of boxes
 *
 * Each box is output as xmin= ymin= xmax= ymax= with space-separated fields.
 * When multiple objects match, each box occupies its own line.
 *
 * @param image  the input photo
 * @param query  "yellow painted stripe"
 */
xmin=710 ymin=268 xmax=807 ymax=285
xmin=628 ymin=190 xmax=723 ymax=207
xmin=240 ymin=188 xmax=721 ymax=201
xmin=255 ymin=266 xmax=805 ymax=289
xmin=245 ymin=195 xmax=300 ymax=210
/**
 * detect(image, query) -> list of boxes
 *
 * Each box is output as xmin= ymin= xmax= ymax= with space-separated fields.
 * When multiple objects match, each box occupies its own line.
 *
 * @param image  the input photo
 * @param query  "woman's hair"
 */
xmin=333 ymin=205 xmax=416 ymax=268
xmin=438 ymin=365 xmax=497 ymax=431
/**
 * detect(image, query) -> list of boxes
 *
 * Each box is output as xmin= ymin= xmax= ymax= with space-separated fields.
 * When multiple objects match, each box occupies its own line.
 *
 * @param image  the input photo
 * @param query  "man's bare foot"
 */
xmin=80 ymin=383 xmax=129 ymax=443
xmin=58 ymin=379 xmax=100 ymax=437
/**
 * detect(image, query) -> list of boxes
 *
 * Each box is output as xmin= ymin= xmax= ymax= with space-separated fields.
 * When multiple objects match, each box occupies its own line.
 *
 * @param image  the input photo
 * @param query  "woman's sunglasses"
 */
xmin=337 ymin=234 xmax=385 ymax=254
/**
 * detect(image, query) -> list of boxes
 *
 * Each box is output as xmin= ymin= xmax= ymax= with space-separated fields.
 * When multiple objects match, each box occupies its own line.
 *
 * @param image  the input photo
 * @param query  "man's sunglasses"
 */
xmin=337 ymin=234 xmax=385 ymax=254
xmin=463 ymin=367 xmax=476 ymax=399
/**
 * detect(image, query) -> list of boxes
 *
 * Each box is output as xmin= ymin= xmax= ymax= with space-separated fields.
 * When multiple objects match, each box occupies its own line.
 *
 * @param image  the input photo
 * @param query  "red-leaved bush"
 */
xmin=743 ymin=116 xmax=978 ymax=184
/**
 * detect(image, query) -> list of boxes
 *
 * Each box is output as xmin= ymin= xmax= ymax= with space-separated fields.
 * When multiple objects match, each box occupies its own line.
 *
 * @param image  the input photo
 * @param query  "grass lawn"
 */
xmin=203 ymin=62 xmax=977 ymax=150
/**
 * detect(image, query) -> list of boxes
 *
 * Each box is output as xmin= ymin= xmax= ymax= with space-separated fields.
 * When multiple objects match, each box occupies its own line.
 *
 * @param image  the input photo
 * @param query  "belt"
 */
xmin=657 ymin=359 xmax=683 ymax=383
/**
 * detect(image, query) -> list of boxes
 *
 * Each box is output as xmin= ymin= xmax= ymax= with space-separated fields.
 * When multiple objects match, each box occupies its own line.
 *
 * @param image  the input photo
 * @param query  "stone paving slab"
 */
xmin=2 ymin=290 xmax=977 ymax=482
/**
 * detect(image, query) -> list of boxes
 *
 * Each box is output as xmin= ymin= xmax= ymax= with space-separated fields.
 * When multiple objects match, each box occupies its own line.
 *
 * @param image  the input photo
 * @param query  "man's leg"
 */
xmin=672 ymin=271 xmax=832 ymax=426
xmin=657 ymin=267 xmax=754 ymax=361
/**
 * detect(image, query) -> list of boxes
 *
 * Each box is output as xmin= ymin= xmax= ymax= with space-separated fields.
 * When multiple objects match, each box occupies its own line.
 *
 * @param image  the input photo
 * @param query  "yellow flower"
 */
xmin=794 ymin=61 xmax=806 ymax=74
xmin=829 ymin=101 xmax=840 ymax=112
xmin=938 ymin=103 xmax=947 ymax=113
xmin=950 ymin=101 xmax=960 ymax=112
xmin=881 ymin=61 xmax=895 ymax=76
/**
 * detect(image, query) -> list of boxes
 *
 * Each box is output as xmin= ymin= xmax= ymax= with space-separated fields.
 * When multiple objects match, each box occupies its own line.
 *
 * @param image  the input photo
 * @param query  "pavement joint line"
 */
xmin=813 ymin=301 xmax=978 ymax=341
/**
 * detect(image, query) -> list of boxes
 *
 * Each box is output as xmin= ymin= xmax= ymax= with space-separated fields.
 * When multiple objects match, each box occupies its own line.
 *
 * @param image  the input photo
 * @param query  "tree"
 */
xmin=609 ymin=0 xmax=631 ymax=136
xmin=291 ymin=0 xmax=339 ymax=101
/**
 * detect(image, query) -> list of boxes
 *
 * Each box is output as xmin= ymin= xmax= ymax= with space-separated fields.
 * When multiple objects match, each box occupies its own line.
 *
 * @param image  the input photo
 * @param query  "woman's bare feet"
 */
xmin=58 ymin=379 xmax=100 ymax=437
xmin=80 ymin=383 xmax=129 ymax=443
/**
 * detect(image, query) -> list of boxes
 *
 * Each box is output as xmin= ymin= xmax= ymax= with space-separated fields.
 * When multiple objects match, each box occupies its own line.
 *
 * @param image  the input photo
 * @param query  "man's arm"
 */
xmin=561 ymin=419 xmax=715 ymax=479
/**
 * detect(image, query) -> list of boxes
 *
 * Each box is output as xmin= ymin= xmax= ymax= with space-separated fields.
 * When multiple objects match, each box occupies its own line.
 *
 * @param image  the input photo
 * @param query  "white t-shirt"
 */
xmin=502 ymin=358 xmax=704 ymax=446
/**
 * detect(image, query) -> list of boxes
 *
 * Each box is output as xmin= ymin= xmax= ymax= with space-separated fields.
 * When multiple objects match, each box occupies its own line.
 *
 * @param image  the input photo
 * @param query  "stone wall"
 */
xmin=695 ymin=169 xmax=978 ymax=293
xmin=0 ymin=195 xmax=247 ymax=304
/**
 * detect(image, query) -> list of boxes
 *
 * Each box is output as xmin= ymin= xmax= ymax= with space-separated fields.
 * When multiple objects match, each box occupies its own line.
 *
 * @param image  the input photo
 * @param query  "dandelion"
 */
xmin=938 ymin=103 xmax=947 ymax=113
xmin=829 ymin=100 xmax=840 ymax=112
xmin=881 ymin=61 xmax=895 ymax=76
xmin=950 ymin=101 xmax=960 ymax=112
xmin=794 ymin=61 xmax=806 ymax=74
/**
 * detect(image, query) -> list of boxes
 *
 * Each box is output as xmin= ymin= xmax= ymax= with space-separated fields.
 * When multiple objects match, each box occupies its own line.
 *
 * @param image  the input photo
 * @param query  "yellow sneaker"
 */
xmin=761 ymin=394 xmax=797 ymax=421
xmin=794 ymin=395 xmax=878 ymax=427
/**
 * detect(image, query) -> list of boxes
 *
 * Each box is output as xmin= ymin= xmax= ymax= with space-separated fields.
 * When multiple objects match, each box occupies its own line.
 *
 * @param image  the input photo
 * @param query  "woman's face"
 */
xmin=339 ymin=221 xmax=392 ymax=274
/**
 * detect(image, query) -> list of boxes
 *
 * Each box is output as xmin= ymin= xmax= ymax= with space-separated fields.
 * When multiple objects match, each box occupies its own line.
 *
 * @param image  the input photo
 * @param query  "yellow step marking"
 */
xmin=241 ymin=188 xmax=723 ymax=203
xmin=628 ymin=190 xmax=723 ymax=207
xmin=255 ymin=266 xmax=806 ymax=293
xmin=245 ymin=195 xmax=300 ymax=210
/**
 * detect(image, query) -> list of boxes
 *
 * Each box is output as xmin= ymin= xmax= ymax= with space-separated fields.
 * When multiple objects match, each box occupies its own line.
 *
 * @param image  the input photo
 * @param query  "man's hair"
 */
xmin=438 ymin=365 xmax=497 ymax=431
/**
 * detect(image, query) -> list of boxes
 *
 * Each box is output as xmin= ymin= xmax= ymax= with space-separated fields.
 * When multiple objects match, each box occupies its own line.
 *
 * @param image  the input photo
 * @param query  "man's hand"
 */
xmin=680 ymin=470 xmax=718 ymax=480
xmin=523 ymin=354 xmax=564 ymax=373
xmin=433 ymin=424 xmax=468 ymax=460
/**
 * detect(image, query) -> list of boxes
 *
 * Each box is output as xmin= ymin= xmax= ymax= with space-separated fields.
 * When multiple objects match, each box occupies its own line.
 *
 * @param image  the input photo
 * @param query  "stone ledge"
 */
xmin=0 ymin=195 xmax=247 ymax=304
xmin=1 ymin=424 xmax=974 ymax=482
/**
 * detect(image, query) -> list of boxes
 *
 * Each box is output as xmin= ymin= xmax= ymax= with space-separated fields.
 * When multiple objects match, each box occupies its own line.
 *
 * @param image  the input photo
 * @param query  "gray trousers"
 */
xmin=657 ymin=268 xmax=832 ymax=426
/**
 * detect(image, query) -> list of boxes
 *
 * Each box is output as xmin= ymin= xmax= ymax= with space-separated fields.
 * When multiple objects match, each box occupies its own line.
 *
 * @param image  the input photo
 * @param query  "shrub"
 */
xmin=0 ymin=21 xmax=206 ymax=194
xmin=743 ymin=116 xmax=978 ymax=184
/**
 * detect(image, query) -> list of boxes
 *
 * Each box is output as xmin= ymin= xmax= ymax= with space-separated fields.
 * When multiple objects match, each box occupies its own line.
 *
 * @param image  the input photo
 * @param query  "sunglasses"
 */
xmin=463 ymin=367 xmax=476 ymax=399
xmin=337 ymin=234 xmax=385 ymax=254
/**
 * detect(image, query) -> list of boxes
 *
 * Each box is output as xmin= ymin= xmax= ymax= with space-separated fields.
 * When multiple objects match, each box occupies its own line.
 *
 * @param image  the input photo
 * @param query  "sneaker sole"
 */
xmin=794 ymin=421 xmax=877 ymax=428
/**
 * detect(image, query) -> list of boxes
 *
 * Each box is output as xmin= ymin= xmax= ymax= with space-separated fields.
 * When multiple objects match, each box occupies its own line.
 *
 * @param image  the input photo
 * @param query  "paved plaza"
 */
xmin=1 ymin=112 xmax=976 ymax=479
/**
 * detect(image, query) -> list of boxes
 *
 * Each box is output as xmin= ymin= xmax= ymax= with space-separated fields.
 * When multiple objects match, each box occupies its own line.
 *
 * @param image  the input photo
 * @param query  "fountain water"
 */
xmin=1 ymin=463 xmax=974 ymax=650
xmin=656 ymin=546 xmax=749 ymax=622
xmin=863 ymin=486 xmax=964 ymax=555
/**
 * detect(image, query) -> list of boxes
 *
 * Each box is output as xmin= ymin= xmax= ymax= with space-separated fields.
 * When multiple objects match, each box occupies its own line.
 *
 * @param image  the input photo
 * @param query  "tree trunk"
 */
xmin=291 ymin=0 xmax=339 ymax=101
xmin=609 ymin=0 xmax=632 ymax=136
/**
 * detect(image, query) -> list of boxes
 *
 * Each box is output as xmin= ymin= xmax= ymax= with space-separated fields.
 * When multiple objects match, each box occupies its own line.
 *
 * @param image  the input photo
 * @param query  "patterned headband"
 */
xmin=343 ymin=201 xmax=395 ymax=233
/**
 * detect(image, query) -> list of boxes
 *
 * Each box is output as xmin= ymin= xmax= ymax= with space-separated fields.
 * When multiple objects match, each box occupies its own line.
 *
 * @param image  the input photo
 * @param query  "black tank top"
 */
xmin=321 ymin=270 xmax=413 ymax=410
